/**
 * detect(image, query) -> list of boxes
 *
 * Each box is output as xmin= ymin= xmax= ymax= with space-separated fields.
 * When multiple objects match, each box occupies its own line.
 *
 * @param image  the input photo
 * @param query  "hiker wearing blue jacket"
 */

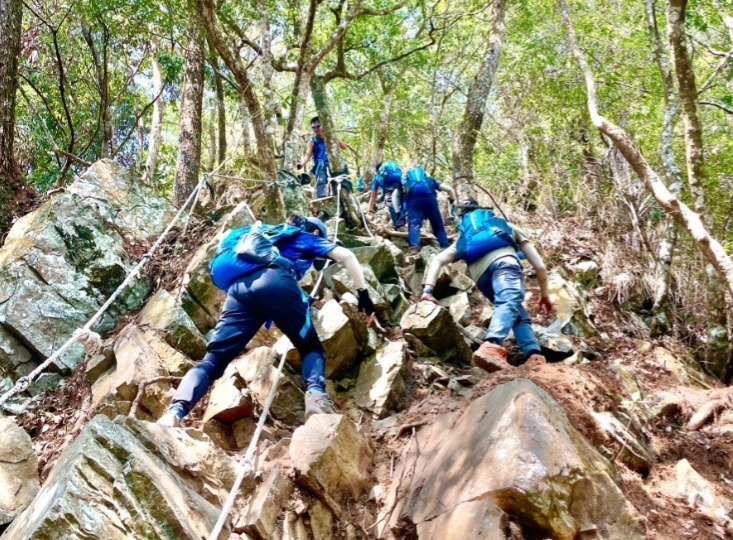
xmin=402 ymin=166 xmax=455 ymax=255
xmin=158 ymin=215 xmax=376 ymax=427
xmin=297 ymin=116 xmax=349 ymax=198
xmin=420 ymin=200 xmax=553 ymax=371
xmin=366 ymin=161 xmax=406 ymax=228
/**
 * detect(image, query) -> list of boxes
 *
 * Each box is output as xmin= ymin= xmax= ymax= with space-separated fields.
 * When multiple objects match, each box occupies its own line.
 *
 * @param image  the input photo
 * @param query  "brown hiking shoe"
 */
xmin=525 ymin=354 xmax=547 ymax=367
xmin=472 ymin=342 xmax=510 ymax=373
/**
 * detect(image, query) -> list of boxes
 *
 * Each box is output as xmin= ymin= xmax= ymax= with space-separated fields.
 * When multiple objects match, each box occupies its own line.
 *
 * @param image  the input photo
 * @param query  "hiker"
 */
xmin=297 ymin=116 xmax=349 ymax=198
xmin=403 ymin=166 xmax=455 ymax=256
xmin=158 ymin=215 xmax=376 ymax=427
xmin=366 ymin=161 xmax=406 ymax=228
xmin=420 ymin=199 xmax=553 ymax=371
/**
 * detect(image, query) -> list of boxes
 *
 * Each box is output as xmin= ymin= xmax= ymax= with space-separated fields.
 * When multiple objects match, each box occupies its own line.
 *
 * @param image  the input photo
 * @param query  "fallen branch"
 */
xmin=128 ymin=376 xmax=182 ymax=419
xmin=686 ymin=398 xmax=728 ymax=431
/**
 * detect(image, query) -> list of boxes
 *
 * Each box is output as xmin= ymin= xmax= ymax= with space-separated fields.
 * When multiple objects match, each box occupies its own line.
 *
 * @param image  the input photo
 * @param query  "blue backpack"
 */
xmin=455 ymin=209 xmax=518 ymax=263
xmin=379 ymin=161 xmax=402 ymax=189
xmin=209 ymin=222 xmax=302 ymax=291
xmin=403 ymin=167 xmax=434 ymax=196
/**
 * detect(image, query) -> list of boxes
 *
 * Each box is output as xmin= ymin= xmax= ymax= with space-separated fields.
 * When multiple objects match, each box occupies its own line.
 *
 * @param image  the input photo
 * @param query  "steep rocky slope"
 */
xmin=1 ymin=163 xmax=732 ymax=539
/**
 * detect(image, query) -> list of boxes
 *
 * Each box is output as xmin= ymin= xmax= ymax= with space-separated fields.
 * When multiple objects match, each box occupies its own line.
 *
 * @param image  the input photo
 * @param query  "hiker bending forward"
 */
xmin=159 ymin=215 xmax=375 ymax=427
xmin=420 ymin=200 xmax=552 ymax=371
xmin=402 ymin=166 xmax=455 ymax=256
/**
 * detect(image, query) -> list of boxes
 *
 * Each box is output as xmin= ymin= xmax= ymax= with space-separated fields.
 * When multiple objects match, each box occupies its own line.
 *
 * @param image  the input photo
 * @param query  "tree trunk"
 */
xmin=451 ymin=0 xmax=506 ymax=194
xmin=213 ymin=63 xmax=226 ymax=166
xmin=143 ymin=50 xmax=164 ymax=183
xmin=208 ymin=103 xmax=217 ymax=171
xmin=558 ymin=0 xmax=733 ymax=312
xmin=173 ymin=22 xmax=205 ymax=207
xmin=0 ymin=0 xmax=22 ymax=238
xmin=282 ymin=70 xmax=311 ymax=171
xmin=240 ymin=95 xmax=252 ymax=160
xmin=666 ymin=0 xmax=729 ymax=375
xmin=645 ymin=0 xmax=682 ymax=336
xmin=81 ymin=20 xmax=112 ymax=158
xmin=365 ymin=82 xmax=397 ymax=187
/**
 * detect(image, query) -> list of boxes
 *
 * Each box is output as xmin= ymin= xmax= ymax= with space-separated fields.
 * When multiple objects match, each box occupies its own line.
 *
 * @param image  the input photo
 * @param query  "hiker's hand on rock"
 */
xmin=539 ymin=296 xmax=553 ymax=314
xmin=420 ymin=292 xmax=439 ymax=304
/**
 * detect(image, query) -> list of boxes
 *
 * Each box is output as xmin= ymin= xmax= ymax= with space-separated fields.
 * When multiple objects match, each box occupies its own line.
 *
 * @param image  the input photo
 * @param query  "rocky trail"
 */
xmin=1 ymin=161 xmax=732 ymax=539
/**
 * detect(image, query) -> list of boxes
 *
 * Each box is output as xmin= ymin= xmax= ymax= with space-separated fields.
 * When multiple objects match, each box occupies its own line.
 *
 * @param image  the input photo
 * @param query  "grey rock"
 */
xmin=354 ymin=341 xmax=409 ymax=417
xmin=439 ymin=292 xmax=471 ymax=325
xmin=0 ymin=418 xmax=40 ymax=525
xmin=139 ymin=288 xmax=207 ymax=360
xmin=400 ymin=302 xmax=472 ymax=365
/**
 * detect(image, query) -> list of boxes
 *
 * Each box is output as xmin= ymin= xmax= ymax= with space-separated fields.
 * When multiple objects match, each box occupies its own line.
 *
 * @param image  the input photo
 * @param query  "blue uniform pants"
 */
xmin=476 ymin=255 xmax=542 ymax=359
xmin=406 ymin=193 xmax=450 ymax=248
xmin=171 ymin=267 xmax=326 ymax=415
xmin=314 ymin=161 xmax=329 ymax=197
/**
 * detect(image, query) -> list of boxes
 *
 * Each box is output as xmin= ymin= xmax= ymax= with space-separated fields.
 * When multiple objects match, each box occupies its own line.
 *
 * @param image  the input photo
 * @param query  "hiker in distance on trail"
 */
xmin=297 ymin=116 xmax=350 ymax=198
xmin=402 ymin=165 xmax=455 ymax=257
xmin=420 ymin=197 xmax=553 ymax=371
xmin=366 ymin=160 xmax=407 ymax=229
xmin=158 ymin=215 xmax=376 ymax=427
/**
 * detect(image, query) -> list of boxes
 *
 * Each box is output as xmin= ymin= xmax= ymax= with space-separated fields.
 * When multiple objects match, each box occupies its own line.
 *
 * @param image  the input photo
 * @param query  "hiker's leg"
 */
xmin=171 ymin=282 xmax=265 ymax=415
xmin=513 ymin=304 xmax=542 ymax=359
xmin=483 ymin=257 xmax=524 ymax=345
xmin=425 ymin=195 xmax=450 ymax=248
xmin=406 ymin=197 xmax=425 ymax=248
xmin=261 ymin=272 xmax=327 ymax=392
xmin=315 ymin=163 xmax=328 ymax=197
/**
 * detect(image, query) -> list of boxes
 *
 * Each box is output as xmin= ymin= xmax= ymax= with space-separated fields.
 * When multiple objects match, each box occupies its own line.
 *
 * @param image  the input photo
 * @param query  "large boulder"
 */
xmin=1 ymin=415 xmax=237 ymax=539
xmin=400 ymin=302 xmax=472 ymax=365
xmin=546 ymin=272 xmax=597 ymax=338
xmin=92 ymin=324 xmax=195 ymax=419
xmin=0 ymin=418 xmax=40 ymax=526
xmin=0 ymin=160 xmax=174 ymax=378
xmin=290 ymin=414 xmax=373 ymax=514
xmin=139 ymin=288 xmax=207 ymax=360
xmin=204 ymin=346 xmax=304 ymax=425
xmin=353 ymin=340 xmax=410 ymax=417
xmin=234 ymin=466 xmax=293 ymax=539
xmin=379 ymin=379 xmax=644 ymax=539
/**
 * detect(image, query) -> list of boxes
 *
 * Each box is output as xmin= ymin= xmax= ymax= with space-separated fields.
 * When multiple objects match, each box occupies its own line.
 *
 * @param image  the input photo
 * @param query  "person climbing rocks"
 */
xmin=366 ymin=160 xmax=406 ymax=228
xmin=420 ymin=198 xmax=553 ymax=371
xmin=158 ymin=215 xmax=376 ymax=427
xmin=402 ymin=166 xmax=455 ymax=256
xmin=297 ymin=116 xmax=350 ymax=198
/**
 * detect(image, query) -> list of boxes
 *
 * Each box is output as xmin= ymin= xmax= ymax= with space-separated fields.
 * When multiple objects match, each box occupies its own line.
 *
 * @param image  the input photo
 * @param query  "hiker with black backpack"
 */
xmin=158 ymin=215 xmax=376 ymax=427
xmin=366 ymin=161 xmax=407 ymax=228
xmin=420 ymin=199 xmax=553 ymax=371
xmin=402 ymin=166 xmax=455 ymax=256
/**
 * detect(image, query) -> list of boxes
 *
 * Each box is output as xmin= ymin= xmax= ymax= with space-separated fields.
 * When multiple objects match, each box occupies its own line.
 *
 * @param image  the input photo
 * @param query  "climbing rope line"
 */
xmin=309 ymin=175 xmax=346 ymax=299
xmin=207 ymin=350 xmax=289 ymax=540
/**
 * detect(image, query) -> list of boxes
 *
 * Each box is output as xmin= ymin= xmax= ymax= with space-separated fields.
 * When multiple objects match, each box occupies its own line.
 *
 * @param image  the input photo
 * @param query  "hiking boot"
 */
xmin=305 ymin=389 xmax=336 ymax=419
xmin=525 ymin=353 xmax=547 ymax=367
xmin=472 ymin=342 xmax=510 ymax=373
xmin=157 ymin=405 xmax=184 ymax=427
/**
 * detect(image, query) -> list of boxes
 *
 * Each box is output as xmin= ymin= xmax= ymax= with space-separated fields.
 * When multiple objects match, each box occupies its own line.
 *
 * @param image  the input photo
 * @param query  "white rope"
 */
xmin=207 ymin=351 xmax=288 ymax=540
xmin=0 ymin=174 xmax=208 ymax=410
xmin=309 ymin=177 xmax=345 ymax=299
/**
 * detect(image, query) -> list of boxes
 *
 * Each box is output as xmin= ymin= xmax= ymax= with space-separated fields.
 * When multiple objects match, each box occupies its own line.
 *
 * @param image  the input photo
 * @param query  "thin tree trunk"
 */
xmin=451 ymin=0 xmax=506 ymax=194
xmin=208 ymin=103 xmax=217 ymax=171
xmin=81 ymin=19 xmax=111 ymax=158
xmin=645 ymin=0 xmax=682 ymax=336
xmin=282 ymin=70 xmax=311 ymax=171
xmin=558 ymin=0 xmax=733 ymax=310
xmin=240 ymin=94 xmax=252 ymax=160
xmin=666 ymin=0 xmax=730 ymax=375
xmin=143 ymin=49 xmax=164 ymax=183
xmin=214 ymin=63 xmax=226 ymax=166
xmin=365 ymin=81 xmax=398 ymax=186
xmin=0 ymin=0 xmax=22 ymax=238
xmin=173 ymin=22 xmax=205 ymax=207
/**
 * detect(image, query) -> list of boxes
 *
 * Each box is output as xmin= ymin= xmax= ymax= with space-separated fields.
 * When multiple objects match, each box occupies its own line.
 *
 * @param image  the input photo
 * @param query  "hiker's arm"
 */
xmin=298 ymin=140 xmax=314 ymax=170
xmin=437 ymin=183 xmax=456 ymax=200
xmin=421 ymin=245 xmax=457 ymax=301
xmin=327 ymin=247 xmax=375 ymax=319
xmin=367 ymin=189 xmax=379 ymax=215
xmin=519 ymin=240 xmax=553 ymax=313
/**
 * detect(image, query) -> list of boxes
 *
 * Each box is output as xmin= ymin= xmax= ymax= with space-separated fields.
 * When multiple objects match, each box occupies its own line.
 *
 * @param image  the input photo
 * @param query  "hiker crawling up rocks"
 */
xmin=402 ymin=166 xmax=455 ymax=256
xmin=158 ymin=215 xmax=376 ymax=427
xmin=366 ymin=160 xmax=406 ymax=229
xmin=420 ymin=199 xmax=553 ymax=371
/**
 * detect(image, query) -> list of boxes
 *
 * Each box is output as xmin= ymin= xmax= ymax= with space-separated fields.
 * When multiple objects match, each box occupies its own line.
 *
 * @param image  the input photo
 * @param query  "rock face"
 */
xmin=92 ymin=324 xmax=195 ymax=419
xmin=1 ymin=415 xmax=236 ymax=539
xmin=380 ymin=379 xmax=644 ymax=539
xmin=0 ymin=160 xmax=175 ymax=378
xmin=400 ymin=301 xmax=472 ymax=364
xmin=546 ymin=273 xmax=597 ymax=338
xmin=0 ymin=418 xmax=40 ymax=526
xmin=354 ymin=340 xmax=409 ymax=417
xmin=290 ymin=414 xmax=373 ymax=514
